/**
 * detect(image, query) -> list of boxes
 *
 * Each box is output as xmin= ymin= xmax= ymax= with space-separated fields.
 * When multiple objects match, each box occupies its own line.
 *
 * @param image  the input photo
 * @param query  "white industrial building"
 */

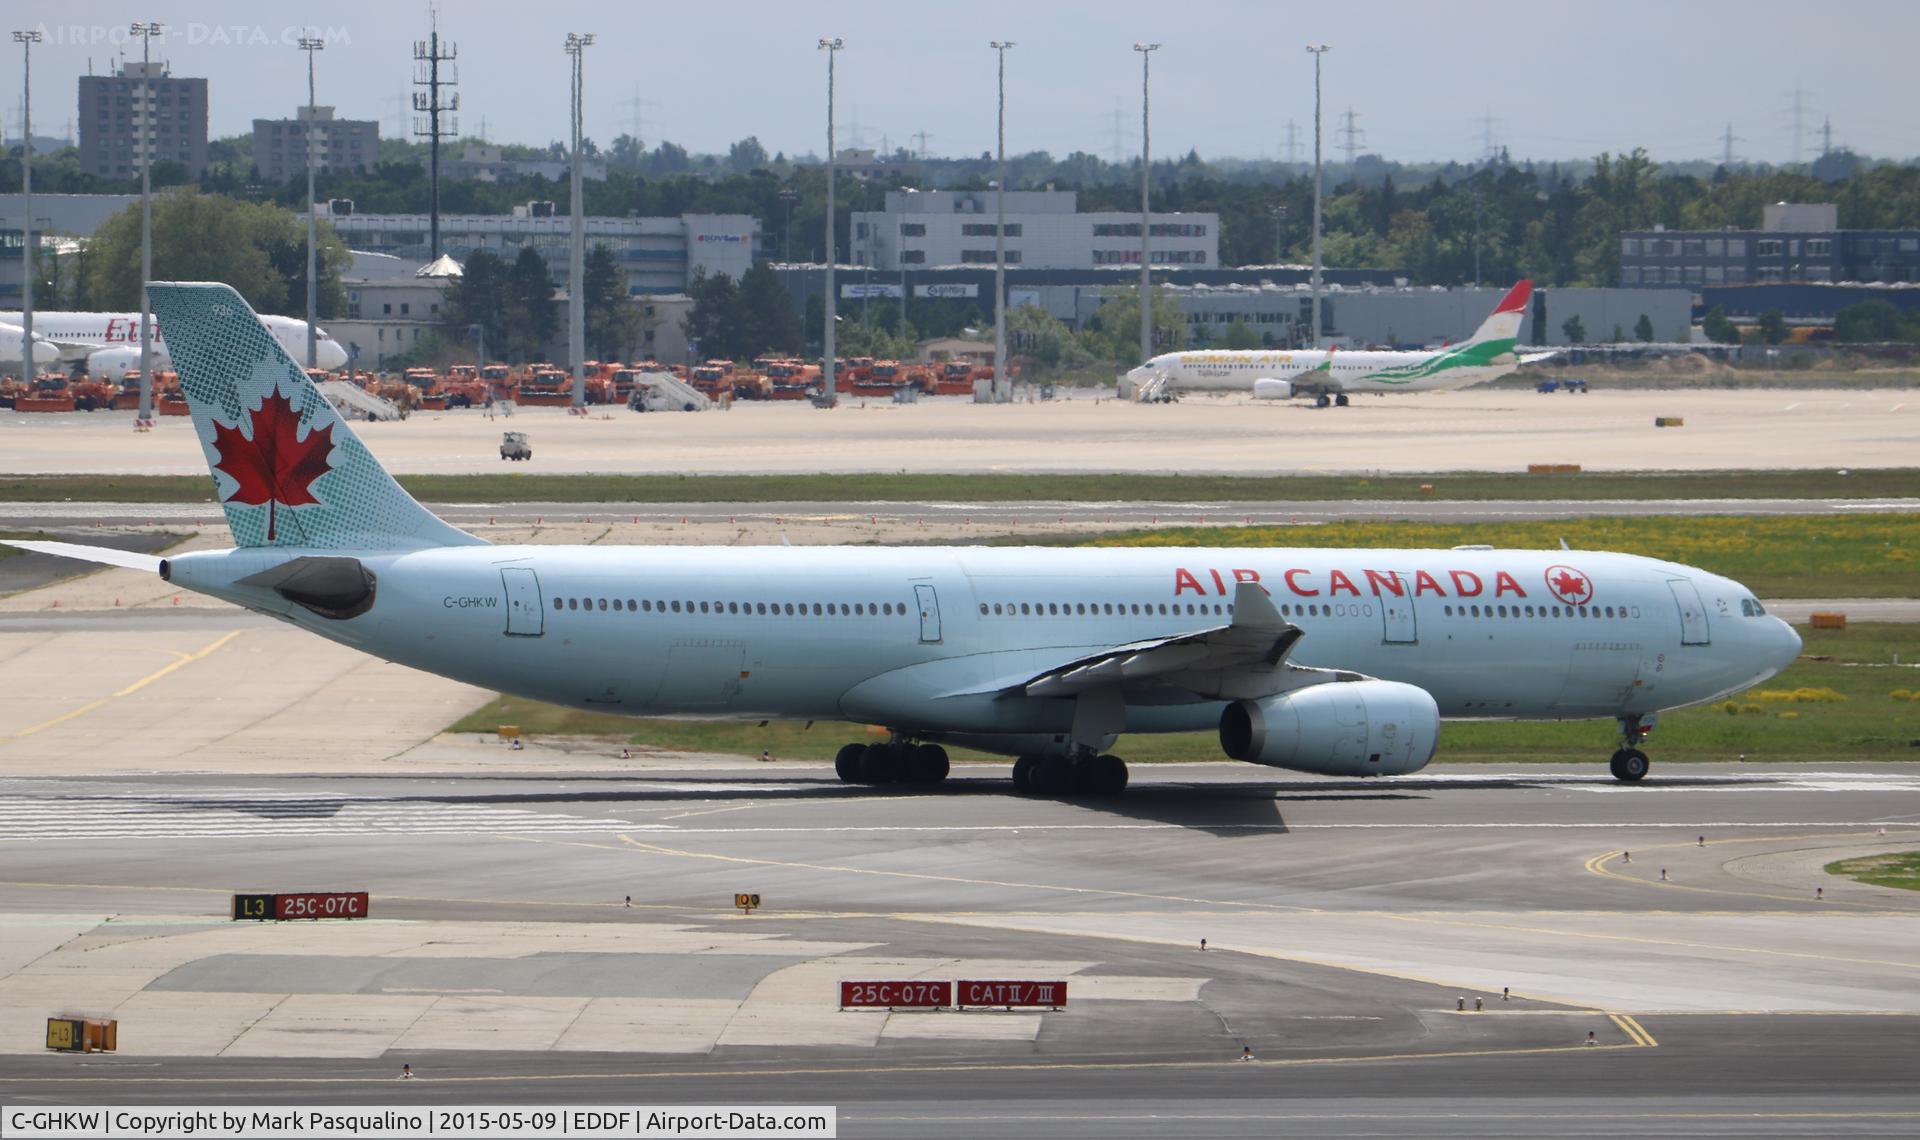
xmin=310 ymin=202 xmax=760 ymax=295
xmin=850 ymin=189 xmax=1217 ymax=272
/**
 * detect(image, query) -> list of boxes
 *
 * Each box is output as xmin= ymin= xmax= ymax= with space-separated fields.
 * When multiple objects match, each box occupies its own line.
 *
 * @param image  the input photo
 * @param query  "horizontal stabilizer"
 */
xmin=0 ymin=539 xmax=164 ymax=573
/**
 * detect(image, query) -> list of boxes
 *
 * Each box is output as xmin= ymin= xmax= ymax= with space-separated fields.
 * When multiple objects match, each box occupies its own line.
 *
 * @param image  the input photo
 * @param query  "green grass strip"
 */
xmin=0 ymin=469 xmax=1916 ymax=505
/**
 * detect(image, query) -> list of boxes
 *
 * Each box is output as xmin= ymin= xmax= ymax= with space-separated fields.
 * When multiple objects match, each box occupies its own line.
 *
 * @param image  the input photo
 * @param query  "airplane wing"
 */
xmin=1519 ymin=350 xmax=1562 ymax=365
xmin=942 ymin=582 xmax=1358 ymax=703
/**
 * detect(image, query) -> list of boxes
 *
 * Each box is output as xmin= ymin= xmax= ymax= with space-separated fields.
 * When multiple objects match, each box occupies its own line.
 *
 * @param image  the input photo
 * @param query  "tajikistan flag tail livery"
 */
xmin=147 ymin=282 xmax=480 ymax=551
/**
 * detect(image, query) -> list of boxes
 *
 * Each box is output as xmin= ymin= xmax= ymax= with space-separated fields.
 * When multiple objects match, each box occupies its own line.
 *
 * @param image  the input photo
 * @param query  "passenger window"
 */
xmin=1469 ymin=605 xmax=1479 ymax=617
xmin=786 ymin=603 xmax=796 ymax=615
xmin=641 ymin=600 xmax=652 ymax=612
xmin=598 ymin=599 xmax=608 ymax=611
xmin=553 ymin=597 xmax=564 ymax=611
xmin=699 ymin=602 xmax=709 ymax=614
xmin=612 ymin=599 xmax=622 ymax=611
xmin=1047 ymin=603 xmax=1057 ymax=615
xmin=627 ymin=599 xmax=637 ymax=611
xmin=1021 ymin=603 xmax=1031 ymax=615
xmin=568 ymin=598 xmax=579 ymax=611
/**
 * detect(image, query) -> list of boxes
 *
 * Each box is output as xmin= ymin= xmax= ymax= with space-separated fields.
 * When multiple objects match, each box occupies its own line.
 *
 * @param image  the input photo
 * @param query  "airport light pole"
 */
xmin=819 ymin=37 xmax=843 ymax=406
xmin=13 ymin=30 xmax=40 ymax=384
xmin=131 ymin=21 xmax=163 ymax=425
xmin=1134 ymin=42 xmax=1160 ymax=369
xmin=1305 ymin=44 xmax=1330 ymax=349
xmin=299 ymin=36 xmax=324 ymax=370
xmin=991 ymin=40 xmax=1013 ymax=402
xmin=565 ymin=32 xmax=594 ymax=411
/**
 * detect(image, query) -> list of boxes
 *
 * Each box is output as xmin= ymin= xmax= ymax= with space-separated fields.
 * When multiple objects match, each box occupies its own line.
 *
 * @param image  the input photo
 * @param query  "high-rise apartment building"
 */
xmin=77 ymin=61 xmax=209 ymax=179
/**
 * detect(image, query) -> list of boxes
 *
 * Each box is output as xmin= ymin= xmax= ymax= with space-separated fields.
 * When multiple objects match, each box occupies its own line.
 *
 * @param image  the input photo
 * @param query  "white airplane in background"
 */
xmin=1128 ymin=280 xmax=1558 ymax=407
xmin=0 ymin=321 xmax=60 ymax=368
xmin=0 ymin=309 xmax=348 ymax=378
xmin=8 ymin=283 xmax=1801 ymax=793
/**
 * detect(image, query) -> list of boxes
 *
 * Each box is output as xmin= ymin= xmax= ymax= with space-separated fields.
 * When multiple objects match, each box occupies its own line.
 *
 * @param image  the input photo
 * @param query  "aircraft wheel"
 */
xmin=907 ymin=743 xmax=950 ymax=784
xmin=859 ymin=743 xmax=899 ymax=784
xmin=1032 ymin=756 xmax=1074 ymax=797
xmin=1012 ymin=754 xmax=1041 ymax=794
xmin=834 ymin=743 xmax=866 ymax=784
xmin=1334 ymin=393 xmax=1350 ymax=407
xmin=1609 ymin=748 xmax=1650 ymax=782
xmin=1314 ymin=393 xmax=1331 ymax=408
xmin=1091 ymin=754 xmax=1129 ymax=795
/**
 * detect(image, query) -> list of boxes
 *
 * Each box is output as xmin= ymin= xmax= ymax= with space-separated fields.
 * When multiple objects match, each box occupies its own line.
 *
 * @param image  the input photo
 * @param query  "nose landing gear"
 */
xmin=1609 ymin=715 xmax=1652 ymax=782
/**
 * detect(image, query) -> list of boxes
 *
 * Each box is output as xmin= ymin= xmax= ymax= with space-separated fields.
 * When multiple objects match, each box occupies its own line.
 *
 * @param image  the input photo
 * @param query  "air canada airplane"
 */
xmin=1127 ymin=280 xmax=1558 ymax=407
xmin=7 ymin=283 xmax=1801 ymax=794
xmin=0 ymin=309 xmax=348 ymax=377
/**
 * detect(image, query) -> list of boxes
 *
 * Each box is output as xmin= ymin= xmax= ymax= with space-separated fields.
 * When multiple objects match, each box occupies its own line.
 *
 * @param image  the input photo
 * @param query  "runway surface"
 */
xmin=4 ymin=761 xmax=1919 ymax=1135
xmin=3 ymin=387 xmax=1916 ymax=476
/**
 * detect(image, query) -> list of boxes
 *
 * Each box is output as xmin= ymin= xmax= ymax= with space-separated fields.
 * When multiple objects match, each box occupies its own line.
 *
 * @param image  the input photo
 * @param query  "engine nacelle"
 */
xmin=1251 ymin=378 xmax=1294 ymax=400
xmin=84 ymin=345 xmax=146 ymax=381
xmin=1219 ymin=680 xmax=1439 ymax=776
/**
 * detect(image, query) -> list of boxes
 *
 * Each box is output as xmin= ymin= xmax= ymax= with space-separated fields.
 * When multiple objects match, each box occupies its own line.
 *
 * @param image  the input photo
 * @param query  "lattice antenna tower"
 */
xmin=1281 ymin=119 xmax=1303 ymax=166
xmin=1720 ymin=121 xmax=1744 ymax=168
xmin=412 ymin=6 xmax=459 ymax=259
xmin=1336 ymin=108 xmax=1365 ymax=166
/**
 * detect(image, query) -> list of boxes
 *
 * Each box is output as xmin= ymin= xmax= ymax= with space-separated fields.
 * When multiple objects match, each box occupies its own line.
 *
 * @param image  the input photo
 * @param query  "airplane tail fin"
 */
xmin=147 ymin=282 xmax=482 ymax=550
xmin=1465 ymin=280 xmax=1532 ymax=348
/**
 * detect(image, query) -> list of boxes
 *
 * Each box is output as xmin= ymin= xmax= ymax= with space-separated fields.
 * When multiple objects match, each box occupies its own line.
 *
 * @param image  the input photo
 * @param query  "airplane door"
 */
xmin=1668 ymin=579 xmax=1711 ymax=645
xmin=1379 ymin=572 xmax=1416 ymax=643
xmin=914 ymin=583 xmax=942 ymax=643
xmin=500 ymin=567 xmax=544 ymax=636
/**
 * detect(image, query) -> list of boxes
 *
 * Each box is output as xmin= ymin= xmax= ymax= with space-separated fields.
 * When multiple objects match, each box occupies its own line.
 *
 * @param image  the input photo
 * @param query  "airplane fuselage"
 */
xmin=1137 ymin=345 xmax=1517 ymax=396
xmin=164 ymin=543 xmax=1799 ymax=750
xmin=0 ymin=311 xmax=348 ymax=373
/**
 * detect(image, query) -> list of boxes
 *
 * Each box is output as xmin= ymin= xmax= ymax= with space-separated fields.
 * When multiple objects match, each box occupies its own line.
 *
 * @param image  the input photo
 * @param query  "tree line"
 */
xmin=15 ymin=139 xmax=1920 ymax=289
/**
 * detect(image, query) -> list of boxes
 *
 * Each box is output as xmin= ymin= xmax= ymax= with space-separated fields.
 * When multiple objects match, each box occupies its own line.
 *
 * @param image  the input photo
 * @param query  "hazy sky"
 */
xmin=17 ymin=0 xmax=1919 ymax=165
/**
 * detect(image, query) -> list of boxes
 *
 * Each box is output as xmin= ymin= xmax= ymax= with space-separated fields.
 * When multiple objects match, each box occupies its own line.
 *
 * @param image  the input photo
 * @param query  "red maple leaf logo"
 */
xmin=1544 ymin=564 xmax=1594 ymax=606
xmin=210 ymin=389 xmax=335 ymax=542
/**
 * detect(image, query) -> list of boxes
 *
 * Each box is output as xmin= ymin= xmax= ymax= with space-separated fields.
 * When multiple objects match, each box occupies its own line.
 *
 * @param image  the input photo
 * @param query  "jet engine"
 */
xmin=84 ymin=346 xmax=145 ymax=381
xmin=1219 ymin=679 xmax=1439 ymax=776
xmin=1251 ymin=378 xmax=1294 ymax=400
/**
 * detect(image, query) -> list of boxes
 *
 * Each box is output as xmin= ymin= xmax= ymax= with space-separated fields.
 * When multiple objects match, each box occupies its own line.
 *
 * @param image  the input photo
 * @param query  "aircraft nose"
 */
xmin=1768 ymin=617 xmax=1803 ymax=673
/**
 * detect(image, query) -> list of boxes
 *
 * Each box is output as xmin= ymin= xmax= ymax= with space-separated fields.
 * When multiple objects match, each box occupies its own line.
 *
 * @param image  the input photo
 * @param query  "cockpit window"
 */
xmin=1740 ymin=598 xmax=1767 ymax=617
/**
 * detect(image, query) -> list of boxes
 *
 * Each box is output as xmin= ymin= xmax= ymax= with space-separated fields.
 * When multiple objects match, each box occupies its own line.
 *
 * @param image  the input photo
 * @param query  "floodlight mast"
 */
xmin=819 ymin=37 xmax=843 ymax=406
xmin=1134 ymin=42 xmax=1160 ymax=369
xmin=1306 ymin=44 xmax=1331 ymax=348
xmin=13 ymin=30 xmax=41 ymax=387
xmin=299 ymin=36 xmax=325 ymax=370
xmin=565 ymin=32 xmax=594 ymax=410
xmin=990 ymin=41 xmax=1014 ymax=402
xmin=130 ymin=21 xmax=163 ymax=426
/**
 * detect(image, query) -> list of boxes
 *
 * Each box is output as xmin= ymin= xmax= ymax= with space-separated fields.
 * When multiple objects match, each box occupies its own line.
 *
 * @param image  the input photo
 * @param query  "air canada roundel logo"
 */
xmin=1544 ymin=564 xmax=1594 ymax=606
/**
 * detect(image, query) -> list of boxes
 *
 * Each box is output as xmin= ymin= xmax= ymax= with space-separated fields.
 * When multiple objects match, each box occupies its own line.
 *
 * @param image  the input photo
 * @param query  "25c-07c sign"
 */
xmin=232 ymin=891 xmax=370 ymax=921
xmin=839 ymin=981 xmax=953 ymax=1009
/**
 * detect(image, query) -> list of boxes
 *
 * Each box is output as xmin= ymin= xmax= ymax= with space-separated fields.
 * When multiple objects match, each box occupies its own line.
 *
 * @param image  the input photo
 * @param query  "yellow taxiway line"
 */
xmin=0 ymin=630 xmax=242 ymax=743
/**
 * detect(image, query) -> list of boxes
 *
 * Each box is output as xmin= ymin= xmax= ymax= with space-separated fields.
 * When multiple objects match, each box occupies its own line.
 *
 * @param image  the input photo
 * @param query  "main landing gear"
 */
xmin=833 ymin=738 xmax=949 ymax=786
xmin=1312 ymin=393 xmax=1351 ymax=409
xmin=1011 ymin=752 xmax=1129 ymax=798
xmin=1609 ymin=715 xmax=1652 ymax=782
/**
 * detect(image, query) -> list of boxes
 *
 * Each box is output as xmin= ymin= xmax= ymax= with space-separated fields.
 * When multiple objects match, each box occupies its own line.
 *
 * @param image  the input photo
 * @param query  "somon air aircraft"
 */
xmin=1126 ymin=280 xmax=1557 ymax=408
xmin=0 ymin=309 xmax=348 ymax=378
xmin=6 ymin=283 xmax=1801 ymax=792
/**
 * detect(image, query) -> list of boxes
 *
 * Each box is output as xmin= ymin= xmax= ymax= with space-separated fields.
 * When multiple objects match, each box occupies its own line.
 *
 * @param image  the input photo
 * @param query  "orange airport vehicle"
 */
xmin=854 ymin=359 xmax=908 ymax=397
xmin=13 ymin=373 xmax=78 ymax=412
xmin=763 ymin=359 xmax=819 ymax=400
xmin=689 ymin=361 xmax=735 ymax=398
xmin=514 ymin=364 xmax=570 ymax=406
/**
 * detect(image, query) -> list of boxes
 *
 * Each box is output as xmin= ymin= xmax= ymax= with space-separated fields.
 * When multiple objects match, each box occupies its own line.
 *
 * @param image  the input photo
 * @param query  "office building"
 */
xmin=850 ymin=189 xmax=1218 ymax=272
xmin=252 ymin=107 xmax=379 ymax=182
xmin=78 ymin=61 xmax=208 ymax=179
